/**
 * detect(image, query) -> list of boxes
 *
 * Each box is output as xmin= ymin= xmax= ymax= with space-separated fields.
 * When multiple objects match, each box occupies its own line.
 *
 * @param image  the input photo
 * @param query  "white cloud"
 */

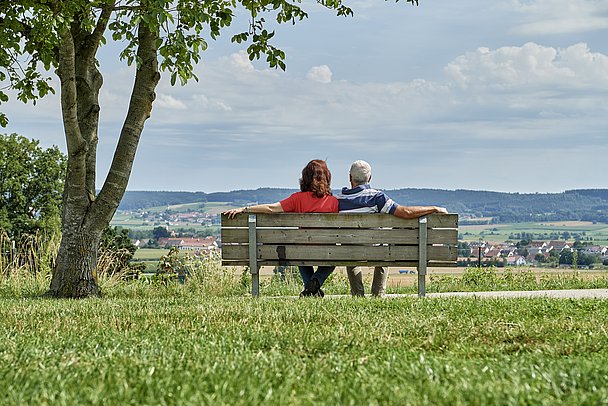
xmin=155 ymin=94 xmax=187 ymax=110
xmin=229 ymin=50 xmax=255 ymax=72
xmin=307 ymin=65 xmax=333 ymax=83
xmin=192 ymin=94 xmax=232 ymax=112
xmin=444 ymin=42 xmax=608 ymax=90
xmin=509 ymin=0 xmax=608 ymax=34
xmin=516 ymin=17 xmax=608 ymax=35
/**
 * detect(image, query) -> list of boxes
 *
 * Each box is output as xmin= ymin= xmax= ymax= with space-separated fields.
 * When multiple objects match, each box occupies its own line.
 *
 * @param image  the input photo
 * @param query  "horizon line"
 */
xmin=120 ymin=187 xmax=608 ymax=195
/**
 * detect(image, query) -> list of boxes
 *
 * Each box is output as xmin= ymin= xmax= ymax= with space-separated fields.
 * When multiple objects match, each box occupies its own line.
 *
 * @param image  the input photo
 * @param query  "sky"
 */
xmin=3 ymin=0 xmax=608 ymax=193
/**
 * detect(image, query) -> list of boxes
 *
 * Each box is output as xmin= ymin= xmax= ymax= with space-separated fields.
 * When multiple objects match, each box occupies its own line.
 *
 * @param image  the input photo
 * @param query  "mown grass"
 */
xmin=1 ymin=265 xmax=608 ymax=405
xmin=2 ymin=258 xmax=608 ymax=405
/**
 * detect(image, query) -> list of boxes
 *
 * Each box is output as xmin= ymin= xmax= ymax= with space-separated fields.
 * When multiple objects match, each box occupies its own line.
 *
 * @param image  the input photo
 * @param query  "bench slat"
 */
xmin=221 ymin=244 xmax=456 ymax=262
xmin=221 ymin=213 xmax=457 ymax=229
xmin=221 ymin=228 xmax=458 ymax=245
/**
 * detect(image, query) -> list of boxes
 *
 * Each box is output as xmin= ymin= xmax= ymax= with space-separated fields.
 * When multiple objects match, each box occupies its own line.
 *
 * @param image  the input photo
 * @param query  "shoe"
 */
xmin=306 ymin=278 xmax=324 ymax=297
xmin=299 ymin=287 xmax=314 ymax=297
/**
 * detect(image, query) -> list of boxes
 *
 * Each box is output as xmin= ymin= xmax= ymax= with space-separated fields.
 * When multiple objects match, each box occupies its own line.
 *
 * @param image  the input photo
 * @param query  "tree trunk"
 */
xmin=49 ymin=224 xmax=102 ymax=298
xmin=48 ymin=13 xmax=159 ymax=298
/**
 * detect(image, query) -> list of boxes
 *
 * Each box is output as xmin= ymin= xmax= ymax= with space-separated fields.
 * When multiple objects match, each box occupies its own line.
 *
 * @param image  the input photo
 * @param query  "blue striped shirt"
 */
xmin=337 ymin=184 xmax=398 ymax=214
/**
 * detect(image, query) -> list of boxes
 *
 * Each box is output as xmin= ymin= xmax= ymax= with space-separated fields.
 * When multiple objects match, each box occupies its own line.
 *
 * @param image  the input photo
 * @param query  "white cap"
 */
xmin=350 ymin=160 xmax=372 ymax=185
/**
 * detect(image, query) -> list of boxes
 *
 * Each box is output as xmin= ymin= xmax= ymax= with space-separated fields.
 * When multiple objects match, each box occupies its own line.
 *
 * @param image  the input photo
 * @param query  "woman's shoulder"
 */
xmin=286 ymin=191 xmax=309 ymax=200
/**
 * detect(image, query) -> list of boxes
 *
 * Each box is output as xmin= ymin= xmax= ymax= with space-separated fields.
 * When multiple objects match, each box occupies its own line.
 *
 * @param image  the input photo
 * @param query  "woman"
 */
xmin=224 ymin=159 xmax=337 ymax=297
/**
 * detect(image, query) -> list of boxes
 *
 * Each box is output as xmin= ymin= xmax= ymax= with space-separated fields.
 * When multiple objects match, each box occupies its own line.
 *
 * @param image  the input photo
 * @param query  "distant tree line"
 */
xmin=119 ymin=188 xmax=608 ymax=223
xmin=118 ymin=191 xmax=208 ymax=211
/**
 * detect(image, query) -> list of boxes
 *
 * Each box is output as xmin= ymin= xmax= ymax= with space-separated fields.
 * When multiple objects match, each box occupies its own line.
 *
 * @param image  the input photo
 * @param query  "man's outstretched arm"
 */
xmin=393 ymin=205 xmax=448 ymax=219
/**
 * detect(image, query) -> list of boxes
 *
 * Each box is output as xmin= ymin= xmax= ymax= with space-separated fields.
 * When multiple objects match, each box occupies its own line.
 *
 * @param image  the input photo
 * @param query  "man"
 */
xmin=337 ymin=160 xmax=448 ymax=297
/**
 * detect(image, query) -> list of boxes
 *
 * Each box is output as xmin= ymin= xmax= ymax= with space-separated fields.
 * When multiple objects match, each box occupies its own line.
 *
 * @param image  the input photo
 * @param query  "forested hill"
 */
xmin=119 ymin=188 xmax=608 ymax=223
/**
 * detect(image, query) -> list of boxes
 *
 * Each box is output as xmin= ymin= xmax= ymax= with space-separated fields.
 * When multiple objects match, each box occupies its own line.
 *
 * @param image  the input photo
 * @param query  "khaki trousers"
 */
xmin=346 ymin=266 xmax=388 ymax=297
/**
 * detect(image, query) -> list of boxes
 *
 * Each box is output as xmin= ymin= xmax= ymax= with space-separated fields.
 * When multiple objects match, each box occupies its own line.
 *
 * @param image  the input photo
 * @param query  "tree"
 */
xmin=0 ymin=133 xmax=66 ymax=239
xmin=0 ymin=0 xmax=421 ymax=297
xmin=559 ymin=250 xmax=573 ymax=265
xmin=457 ymin=241 xmax=471 ymax=257
xmin=99 ymin=226 xmax=138 ymax=275
xmin=153 ymin=226 xmax=170 ymax=239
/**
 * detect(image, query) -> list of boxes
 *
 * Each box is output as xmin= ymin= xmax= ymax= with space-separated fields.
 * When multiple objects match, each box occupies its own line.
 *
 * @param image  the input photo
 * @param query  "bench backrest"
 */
xmin=221 ymin=213 xmax=458 ymax=267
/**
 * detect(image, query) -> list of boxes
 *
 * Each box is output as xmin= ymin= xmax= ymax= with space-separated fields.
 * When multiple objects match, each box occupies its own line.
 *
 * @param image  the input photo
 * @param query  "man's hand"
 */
xmin=394 ymin=205 xmax=449 ymax=219
xmin=223 ymin=207 xmax=246 ymax=219
xmin=434 ymin=206 xmax=448 ymax=214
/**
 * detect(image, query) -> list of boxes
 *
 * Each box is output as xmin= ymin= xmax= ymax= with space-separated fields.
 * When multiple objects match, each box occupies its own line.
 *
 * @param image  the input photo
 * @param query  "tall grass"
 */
xmin=0 ymin=231 xmax=59 ymax=276
xmin=427 ymin=266 xmax=608 ymax=293
xmin=3 ymin=234 xmax=608 ymax=300
xmin=0 ymin=232 xmax=59 ymax=297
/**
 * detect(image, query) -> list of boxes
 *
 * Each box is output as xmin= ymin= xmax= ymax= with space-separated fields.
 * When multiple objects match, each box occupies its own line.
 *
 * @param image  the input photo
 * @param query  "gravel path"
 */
xmin=273 ymin=289 xmax=608 ymax=299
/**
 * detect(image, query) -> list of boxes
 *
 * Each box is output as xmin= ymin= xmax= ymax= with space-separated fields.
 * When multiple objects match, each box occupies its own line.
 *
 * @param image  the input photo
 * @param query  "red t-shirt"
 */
xmin=280 ymin=191 xmax=338 ymax=213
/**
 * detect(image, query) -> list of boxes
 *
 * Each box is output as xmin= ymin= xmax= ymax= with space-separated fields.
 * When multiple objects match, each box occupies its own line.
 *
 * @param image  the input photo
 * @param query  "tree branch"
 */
xmin=57 ymin=27 xmax=88 ymax=210
xmin=58 ymin=29 xmax=84 ymax=157
xmin=92 ymin=22 xmax=160 ymax=228
xmin=81 ymin=1 xmax=115 ymax=62
xmin=70 ymin=8 xmax=108 ymax=203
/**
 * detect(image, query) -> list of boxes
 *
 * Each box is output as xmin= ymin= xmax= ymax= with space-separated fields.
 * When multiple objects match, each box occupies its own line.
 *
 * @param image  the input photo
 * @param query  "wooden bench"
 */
xmin=220 ymin=213 xmax=458 ymax=297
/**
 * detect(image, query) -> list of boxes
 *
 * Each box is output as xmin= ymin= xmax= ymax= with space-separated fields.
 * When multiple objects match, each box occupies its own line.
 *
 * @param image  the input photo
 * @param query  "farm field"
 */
xmin=1 ymin=290 xmax=607 ymax=404
xmin=133 ymin=248 xmax=170 ymax=260
xmin=110 ymin=218 xmax=219 ymax=232
xmin=144 ymin=201 xmax=235 ymax=214
xmin=110 ymin=201 xmax=235 ymax=232
xmin=460 ymin=221 xmax=608 ymax=245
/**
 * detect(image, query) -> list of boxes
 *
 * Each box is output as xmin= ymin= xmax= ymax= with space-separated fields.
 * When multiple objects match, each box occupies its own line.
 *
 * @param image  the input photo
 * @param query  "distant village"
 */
xmin=460 ymin=240 xmax=608 ymax=268
xmin=156 ymin=236 xmax=219 ymax=252
xmin=134 ymin=209 xmax=219 ymax=227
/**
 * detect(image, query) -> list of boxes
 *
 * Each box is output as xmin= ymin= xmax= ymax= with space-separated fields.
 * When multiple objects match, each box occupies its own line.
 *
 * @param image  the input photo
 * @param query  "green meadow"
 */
xmin=2 ymin=265 xmax=608 ymax=405
xmin=140 ymin=201 xmax=235 ymax=214
xmin=460 ymin=221 xmax=608 ymax=245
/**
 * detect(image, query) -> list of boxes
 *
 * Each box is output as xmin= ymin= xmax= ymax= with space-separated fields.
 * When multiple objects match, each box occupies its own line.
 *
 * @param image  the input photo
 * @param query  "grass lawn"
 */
xmin=1 ymin=286 xmax=607 ymax=404
xmin=133 ymin=248 xmax=170 ymax=260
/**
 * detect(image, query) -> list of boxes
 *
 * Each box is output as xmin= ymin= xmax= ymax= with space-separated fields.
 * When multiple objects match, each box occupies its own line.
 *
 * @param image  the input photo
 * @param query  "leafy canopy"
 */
xmin=0 ymin=133 xmax=66 ymax=239
xmin=0 ymin=0 xmax=419 ymax=125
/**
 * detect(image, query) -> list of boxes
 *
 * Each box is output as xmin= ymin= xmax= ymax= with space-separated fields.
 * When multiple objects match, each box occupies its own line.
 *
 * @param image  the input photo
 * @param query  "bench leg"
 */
xmin=418 ymin=217 xmax=428 ymax=298
xmin=248 ymin=214 xmax=259 ymax=297
xmin=251 ymin=266 xmax=259 ymax=297
xmin=417 ymin=273 xmax=426 ymax=298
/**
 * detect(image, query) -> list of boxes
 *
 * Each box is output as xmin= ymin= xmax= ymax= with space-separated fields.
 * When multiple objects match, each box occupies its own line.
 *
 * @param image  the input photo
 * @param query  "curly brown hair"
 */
xmin=299 ymin=160 xmax=332 ymax=198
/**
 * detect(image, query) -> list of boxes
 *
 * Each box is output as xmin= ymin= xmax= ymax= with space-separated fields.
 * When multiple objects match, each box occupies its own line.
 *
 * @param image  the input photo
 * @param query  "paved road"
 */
xmin=274 ymin=289 xmax=608 ymax=299
xmin=386 ymin=289 xmax=608 ymax=299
